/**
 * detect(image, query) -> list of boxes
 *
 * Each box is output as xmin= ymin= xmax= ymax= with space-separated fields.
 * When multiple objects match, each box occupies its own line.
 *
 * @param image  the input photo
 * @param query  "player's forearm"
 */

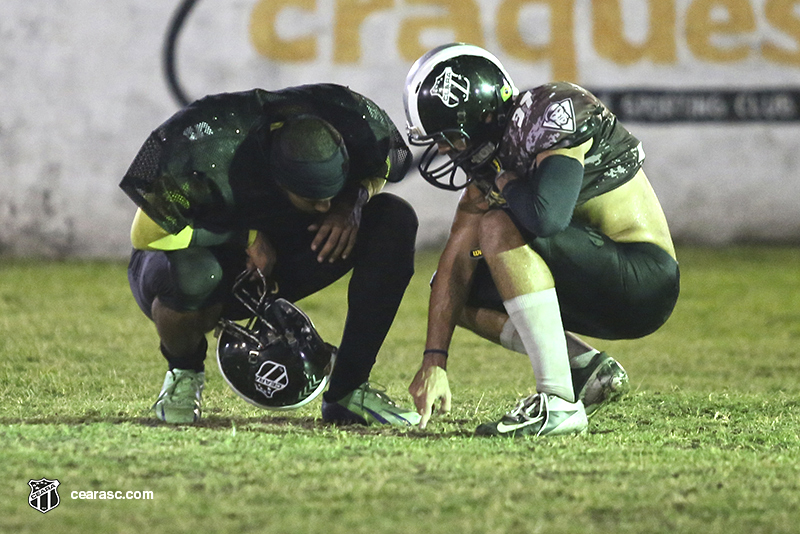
xmin=333 ymin=182 xmax=370 ymax=214
xmin=425 ymin=284 xmax=458 ymax=355
xmin=500 ymin=155 xmax=583 ymax=237
xmin=245 ymin=230 xmax=276 ymax=276
xmin=425 ymin=247 xmax=475 ymax=356
xmin=425 ymin=186 xmax=484 ymax=356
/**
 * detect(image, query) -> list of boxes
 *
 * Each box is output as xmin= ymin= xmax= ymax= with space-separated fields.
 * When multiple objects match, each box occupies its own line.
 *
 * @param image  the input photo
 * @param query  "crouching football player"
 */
xmin=403 ymin=44 xmax=680 ymax=436
xmin=121 ymin=84 xmax=421 ymax=426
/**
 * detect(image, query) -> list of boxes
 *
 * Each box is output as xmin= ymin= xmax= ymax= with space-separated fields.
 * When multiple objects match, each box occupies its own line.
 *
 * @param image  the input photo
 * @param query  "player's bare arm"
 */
xmin=409 ymin=185 xmax=485 ymax=427
xmin=425 ymin=184 xmax=486 ymax=352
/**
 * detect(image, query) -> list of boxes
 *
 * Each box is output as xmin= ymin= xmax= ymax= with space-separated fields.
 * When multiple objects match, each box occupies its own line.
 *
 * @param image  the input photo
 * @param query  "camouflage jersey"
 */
xmin=479 ymin=82 xmax=643 ymax=207
xmin=120 ymin=84 xmax=410 ymax=237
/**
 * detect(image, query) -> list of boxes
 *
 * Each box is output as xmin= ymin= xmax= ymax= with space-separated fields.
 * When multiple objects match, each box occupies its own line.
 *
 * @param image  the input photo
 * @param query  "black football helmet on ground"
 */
xmin=215 ymin=272 xmax=335 ymax=410
xmin=403 ymin=43 xmax=518 ymax=190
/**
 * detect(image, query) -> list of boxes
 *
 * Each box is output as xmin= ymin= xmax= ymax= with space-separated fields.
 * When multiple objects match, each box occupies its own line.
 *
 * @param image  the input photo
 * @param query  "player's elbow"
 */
xmin=505 ymin=200 xmax=572 ymax=237
xmin=529 ymin=215 xmax=570 ymax=238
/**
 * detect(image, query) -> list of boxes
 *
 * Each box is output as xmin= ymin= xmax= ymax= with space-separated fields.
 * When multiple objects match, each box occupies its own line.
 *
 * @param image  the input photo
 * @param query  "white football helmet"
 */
xmin=403 ymin=43 xmax=518 ymax=190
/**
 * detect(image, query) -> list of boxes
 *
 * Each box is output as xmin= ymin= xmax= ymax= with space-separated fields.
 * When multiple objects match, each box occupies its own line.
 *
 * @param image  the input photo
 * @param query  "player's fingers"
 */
xmin=317 ymin=226 xmax=343 ymax=262
xmin=327 ymin=227 xmax=350 ymax=262
xmin=419 ymin=402 xmax=432 ymax=429
xmin=441 ymin=389 xmax=452 ymax=414
xmin=340 ymin=228 xmax=357 ymax=260
xmin=310 ymin=224 xmax=330 ymax=252
xmin=411 ymin=386 xmax=430 ymax=413
xmin=410 ymin=384 xmax=425 ymax=412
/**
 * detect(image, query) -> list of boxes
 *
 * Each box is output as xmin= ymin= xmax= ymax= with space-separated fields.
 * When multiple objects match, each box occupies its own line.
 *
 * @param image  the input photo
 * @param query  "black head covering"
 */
xmin=269 ymin=115 xmax=349 ymax=199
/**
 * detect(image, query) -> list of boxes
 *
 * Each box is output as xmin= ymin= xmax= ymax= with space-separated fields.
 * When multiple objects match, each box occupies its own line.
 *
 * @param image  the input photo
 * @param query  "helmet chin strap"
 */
xmin=468 ymin=141 xmax=497 ymax=168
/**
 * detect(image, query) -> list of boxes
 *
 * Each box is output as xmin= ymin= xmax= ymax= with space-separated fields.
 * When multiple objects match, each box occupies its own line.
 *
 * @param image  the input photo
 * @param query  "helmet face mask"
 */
xmin=404 ymin=43 xmax=518 ymax=190
xmin=410 ymin=128 xmax=474 ymax=191
xmin=215 ymin=272 xmax=335 ymax=410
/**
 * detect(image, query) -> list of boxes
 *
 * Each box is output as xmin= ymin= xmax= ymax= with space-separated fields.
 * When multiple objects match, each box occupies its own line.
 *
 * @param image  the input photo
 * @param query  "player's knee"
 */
xmin=478 ymin=209 xmax=523 ymax=254
xmin=359 ymin=194 xmax=417 ymax=281
xmin=368 ymin=193 xmax=419 ymax=244
xmin=168 ymin=248 xmax=225 ymax=311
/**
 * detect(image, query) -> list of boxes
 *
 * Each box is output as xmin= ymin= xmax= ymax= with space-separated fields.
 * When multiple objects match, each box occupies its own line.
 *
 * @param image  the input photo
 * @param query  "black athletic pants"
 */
xmin=466 ymin=221 xmax=680 ymax=340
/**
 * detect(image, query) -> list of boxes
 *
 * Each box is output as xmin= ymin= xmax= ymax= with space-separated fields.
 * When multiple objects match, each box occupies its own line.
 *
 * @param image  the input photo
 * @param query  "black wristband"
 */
xmin=423 ymin=349 xmax=448 ymax=358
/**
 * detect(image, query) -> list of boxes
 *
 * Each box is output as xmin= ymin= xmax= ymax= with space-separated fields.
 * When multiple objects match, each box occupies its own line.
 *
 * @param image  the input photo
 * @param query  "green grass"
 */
xmin=1 ymin=247 xmax=799 ymax=534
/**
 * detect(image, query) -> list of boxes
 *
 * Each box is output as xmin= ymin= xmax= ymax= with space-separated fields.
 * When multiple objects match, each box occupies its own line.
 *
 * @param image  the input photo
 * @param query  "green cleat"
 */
xmin=322 ymin=382 xmax=421 ymax=426
xmin=475 ymin=392 xmax=588 ymax=438
xmin=571 ymin=352 xmax=630 ymax=417
xmin=153 ymin=369 xmax=205 ymax=424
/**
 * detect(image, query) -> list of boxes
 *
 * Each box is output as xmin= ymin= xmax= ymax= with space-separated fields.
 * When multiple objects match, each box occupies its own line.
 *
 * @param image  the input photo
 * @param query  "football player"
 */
xmin=403 ymin=44 xmax=680 ymax=436
xmin=122 ymin=84 xmax=421 ymax=426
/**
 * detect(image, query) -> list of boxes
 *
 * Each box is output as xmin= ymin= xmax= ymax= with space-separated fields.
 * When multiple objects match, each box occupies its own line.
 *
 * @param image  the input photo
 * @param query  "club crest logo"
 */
xmin=431 ymin=67 xmax=470 ymax=108
xmin=28 ymin=478 xmax=60 ymax=514
xmin=254 ymin=360 xmax=289 ymax=398
xmin=542 ymin=98 xmax=576 ymax=133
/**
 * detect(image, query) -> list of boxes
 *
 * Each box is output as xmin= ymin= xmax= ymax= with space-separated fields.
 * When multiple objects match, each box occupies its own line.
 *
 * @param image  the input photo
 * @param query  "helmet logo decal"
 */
xmin=500 ymin=84 xmax=514 ymax=102
xmin=542 ymin=99 xmax=576 ymax=133
xmin=254 ymin=360 xmax=289 ymax=398
xmin=183 ymin=121 xmax=213 ymax=140
xmin=431 ymin=67 xmax=471 ymax=108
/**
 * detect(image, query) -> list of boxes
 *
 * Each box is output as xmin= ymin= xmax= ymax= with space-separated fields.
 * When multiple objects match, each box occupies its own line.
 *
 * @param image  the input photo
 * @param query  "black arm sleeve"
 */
xmin=500 ymin=155 xmax=584 ymax=237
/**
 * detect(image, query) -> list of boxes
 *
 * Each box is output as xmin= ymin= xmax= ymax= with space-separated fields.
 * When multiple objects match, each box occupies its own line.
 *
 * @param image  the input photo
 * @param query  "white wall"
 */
xmin=1 ymin=0 xmax=799 ymax=257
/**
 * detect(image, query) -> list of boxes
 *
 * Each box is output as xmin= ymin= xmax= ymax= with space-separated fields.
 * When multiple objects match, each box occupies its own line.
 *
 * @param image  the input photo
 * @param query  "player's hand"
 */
xmin=245 ymin=231 xmax=276 ymax=277
xmin=308 ymin=189 xmax=366 ymax=263
xmin=408 ymin=352 xmax=452 ymax=429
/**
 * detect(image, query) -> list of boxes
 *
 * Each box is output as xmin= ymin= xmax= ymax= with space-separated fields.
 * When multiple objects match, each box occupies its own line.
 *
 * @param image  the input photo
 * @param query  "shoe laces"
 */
xmin=507 ymin=393 xmax=547 ymax=422
xmin=164 ymin=371 xmax=202 ymax=400
xmin=356 ymin=382 xmax=399 ymax=408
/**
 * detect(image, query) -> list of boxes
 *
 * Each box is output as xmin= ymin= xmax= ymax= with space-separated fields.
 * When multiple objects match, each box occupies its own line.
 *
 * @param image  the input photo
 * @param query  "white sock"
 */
xmin=499 ymin=318 xmax=526 ymax=354
xmin=506 ymin=322 xmax=601 ymax=369
xmin=503 ymin=288 xmax=575 ymax=402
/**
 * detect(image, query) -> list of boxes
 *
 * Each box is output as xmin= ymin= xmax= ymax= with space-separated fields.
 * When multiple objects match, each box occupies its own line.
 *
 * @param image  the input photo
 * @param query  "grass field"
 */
xmin=1 ymin=247 xmax=799 ymax=534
